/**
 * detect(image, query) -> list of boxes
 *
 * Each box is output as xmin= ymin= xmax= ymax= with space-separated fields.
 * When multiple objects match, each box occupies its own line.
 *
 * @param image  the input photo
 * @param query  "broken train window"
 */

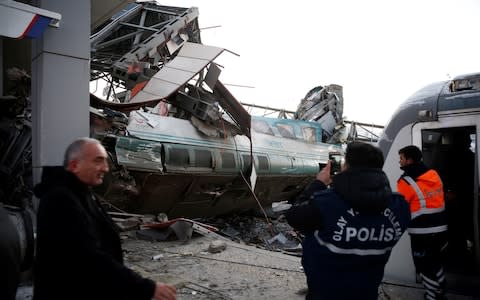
xmin=276 ymin=123 xmax=296 ymax=139
xmin=302 ymin=126 xmax=317 ymax=143
xmin=251 ymin=119 xmax=274 ymax=135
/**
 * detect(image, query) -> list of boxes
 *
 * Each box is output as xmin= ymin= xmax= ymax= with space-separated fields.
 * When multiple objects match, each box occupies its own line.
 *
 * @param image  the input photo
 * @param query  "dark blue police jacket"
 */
xmin=286 ymin=168 xmax=410 ymax=300
xmin=304 ymin=190 xmax=408 ymax=299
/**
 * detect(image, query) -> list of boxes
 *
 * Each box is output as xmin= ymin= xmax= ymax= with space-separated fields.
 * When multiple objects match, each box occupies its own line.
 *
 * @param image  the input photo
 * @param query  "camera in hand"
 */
xmin=329 ymin=152 xmax=342 ymax=176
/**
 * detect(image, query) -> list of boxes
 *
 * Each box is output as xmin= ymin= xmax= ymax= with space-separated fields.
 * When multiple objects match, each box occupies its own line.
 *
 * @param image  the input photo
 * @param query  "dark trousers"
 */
xmin=410 ymin=232 xmax=448 ymax=300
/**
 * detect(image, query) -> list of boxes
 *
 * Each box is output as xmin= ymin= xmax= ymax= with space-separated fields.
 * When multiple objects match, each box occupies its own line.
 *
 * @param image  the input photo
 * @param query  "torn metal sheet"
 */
xmin=129 ymin=42 xmax=225 ymax=103
xmin=294 ymin=84 xmax=344 ymax=142
xmin=115 ymin=136 xmax=163 ymax=172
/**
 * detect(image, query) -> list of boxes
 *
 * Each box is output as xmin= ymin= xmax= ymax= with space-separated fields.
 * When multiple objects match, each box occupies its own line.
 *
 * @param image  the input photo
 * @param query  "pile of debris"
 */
xmin=0 ymin=67 xmax=32 ymax=209
xmin=109 ymin=204 xmax=302 ymax=255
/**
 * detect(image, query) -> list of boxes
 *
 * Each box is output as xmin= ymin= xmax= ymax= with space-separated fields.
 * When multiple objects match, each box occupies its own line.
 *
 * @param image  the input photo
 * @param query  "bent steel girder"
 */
xmin=90 ymin=2 xmax=200 ymax=89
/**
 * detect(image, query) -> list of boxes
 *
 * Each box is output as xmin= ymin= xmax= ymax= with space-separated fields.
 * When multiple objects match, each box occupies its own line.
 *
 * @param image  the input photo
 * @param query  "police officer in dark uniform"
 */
xmin=286 ymin=142 xmax=410 ymax=300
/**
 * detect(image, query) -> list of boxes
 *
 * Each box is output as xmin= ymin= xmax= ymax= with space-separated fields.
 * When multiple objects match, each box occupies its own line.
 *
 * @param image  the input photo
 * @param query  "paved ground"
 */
xmin=121 ymin=232 xmax=479 ymax=300
xmin=380 ymin=282 xmax=479 ymax=300
xmin=124 ymin=234 xmax=306 ymax=299
xmin=16 ymin=231 xmax=479 ymax=299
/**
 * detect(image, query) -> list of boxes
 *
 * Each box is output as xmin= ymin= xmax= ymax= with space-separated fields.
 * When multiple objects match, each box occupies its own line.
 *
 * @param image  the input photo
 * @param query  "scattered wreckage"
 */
xmin=88 ymin=1 xmax=345 ymax=218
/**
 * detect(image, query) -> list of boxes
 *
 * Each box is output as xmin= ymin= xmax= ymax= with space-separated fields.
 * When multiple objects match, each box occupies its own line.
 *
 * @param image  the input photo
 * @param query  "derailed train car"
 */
xmin=93 ymin=109 xmax=342 ymax=217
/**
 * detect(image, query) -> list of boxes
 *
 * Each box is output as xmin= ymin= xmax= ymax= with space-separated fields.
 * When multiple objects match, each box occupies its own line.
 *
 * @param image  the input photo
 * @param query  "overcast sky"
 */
xmin=160 ymin=0 xmax=480 ymax=125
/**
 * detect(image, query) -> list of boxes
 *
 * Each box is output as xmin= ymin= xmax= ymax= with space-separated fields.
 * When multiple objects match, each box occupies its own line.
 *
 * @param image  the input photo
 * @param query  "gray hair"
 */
xmin=63 ymin=137 xmax=102 ymax=168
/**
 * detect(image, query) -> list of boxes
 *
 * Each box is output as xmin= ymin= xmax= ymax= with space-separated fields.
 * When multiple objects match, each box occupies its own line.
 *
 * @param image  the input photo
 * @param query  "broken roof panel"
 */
xmin=129 ymin=42 xmax=225 ymax=103
xmin=89 ymin=2 xmax=251 ymax=138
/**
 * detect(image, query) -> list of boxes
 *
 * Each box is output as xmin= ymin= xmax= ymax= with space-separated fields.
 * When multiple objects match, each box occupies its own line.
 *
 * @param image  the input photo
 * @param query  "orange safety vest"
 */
xmin=397 ymin=169 xmax=447 ymax=234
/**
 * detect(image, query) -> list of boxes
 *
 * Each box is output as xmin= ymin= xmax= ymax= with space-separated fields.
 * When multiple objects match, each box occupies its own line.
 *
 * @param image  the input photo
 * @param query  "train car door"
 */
xmin=411 ymin=115 xmax=479 ymax=295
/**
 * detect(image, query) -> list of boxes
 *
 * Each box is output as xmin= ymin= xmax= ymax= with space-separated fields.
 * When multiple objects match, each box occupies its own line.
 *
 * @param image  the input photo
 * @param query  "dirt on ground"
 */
xmin=119 ymin=213 xmax=478 ymax=300
xmin=15 ymin=212 xmax=479 ymax=300
xmin=122 ymin=232 xmax=306 ymax=300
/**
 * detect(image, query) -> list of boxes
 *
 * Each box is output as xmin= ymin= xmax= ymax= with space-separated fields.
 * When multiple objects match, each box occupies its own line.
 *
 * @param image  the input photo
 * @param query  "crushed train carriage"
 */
xmin=88 ymin=1 xmax=346 ymax=218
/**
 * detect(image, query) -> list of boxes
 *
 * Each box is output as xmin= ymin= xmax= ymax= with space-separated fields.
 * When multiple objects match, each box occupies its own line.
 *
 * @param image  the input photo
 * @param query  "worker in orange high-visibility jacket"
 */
xmin=397 ymin=145 xmax=448 ymax=300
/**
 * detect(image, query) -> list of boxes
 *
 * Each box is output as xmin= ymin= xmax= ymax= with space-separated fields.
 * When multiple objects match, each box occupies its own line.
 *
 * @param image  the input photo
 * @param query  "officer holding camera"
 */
xmin=285 ymin=142 xmax=410 ymax=300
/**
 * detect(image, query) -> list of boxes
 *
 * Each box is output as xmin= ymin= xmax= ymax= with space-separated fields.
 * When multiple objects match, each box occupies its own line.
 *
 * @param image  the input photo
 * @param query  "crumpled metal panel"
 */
xmin=214 ymin=81 xmax=252 ymax=138
xmin=115 ymin=136 xmax=163 ymax=171
xmin=129 ymin=42 xmax=224 ymax=103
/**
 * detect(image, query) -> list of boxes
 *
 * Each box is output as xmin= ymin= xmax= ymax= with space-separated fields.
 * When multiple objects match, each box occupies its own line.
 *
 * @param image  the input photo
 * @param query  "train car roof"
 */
xmin=378 ymin=72 xmax=480 ymax=156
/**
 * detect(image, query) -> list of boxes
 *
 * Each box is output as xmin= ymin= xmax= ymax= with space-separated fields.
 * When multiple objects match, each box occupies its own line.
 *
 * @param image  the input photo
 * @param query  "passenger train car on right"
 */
xmin=379 ymin=72 xmax=480 ymax=296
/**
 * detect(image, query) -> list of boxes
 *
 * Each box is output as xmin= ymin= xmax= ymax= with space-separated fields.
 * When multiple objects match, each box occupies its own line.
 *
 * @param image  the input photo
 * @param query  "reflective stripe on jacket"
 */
xmin=397 ymin=169 xmax=447 ymax=234
xmin=300 ymin=190 xmax=409 ymax=299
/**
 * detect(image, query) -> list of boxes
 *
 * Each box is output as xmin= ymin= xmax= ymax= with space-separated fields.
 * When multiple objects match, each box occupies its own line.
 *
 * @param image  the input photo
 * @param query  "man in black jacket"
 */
xmin=33 ymin=137 xmax=176 ymax=300
xmin=286 ymin=142 xmax=410 ymax=300
xmin=0 ymin=204 xmax=21 ymax=300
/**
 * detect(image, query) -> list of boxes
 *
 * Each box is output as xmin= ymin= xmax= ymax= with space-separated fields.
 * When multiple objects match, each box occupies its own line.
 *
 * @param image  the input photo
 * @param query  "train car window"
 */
xmin=257 ymin=155 xmax=269 ymax=170
xmin=302 ymin=126 xmax=317 ymax=143
xmin=168 ymin=147 xmax=189 ymax=165
xmin=221 ymin=152 xmax=236 ymax=169
xmin=251 ymin=119 xmax=274 ymax=135
xmin=469 ymin=133 xmax=476 ymax=152
xmin=194 ymin=149 xmax=212 ymax=168
xmin=276 ymin=123 xmax=296 ymax=139
xmin=450 ymin=76 xmax=480 ymax=92
xmin=241 ymin=154 xmax=252 ymax=173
